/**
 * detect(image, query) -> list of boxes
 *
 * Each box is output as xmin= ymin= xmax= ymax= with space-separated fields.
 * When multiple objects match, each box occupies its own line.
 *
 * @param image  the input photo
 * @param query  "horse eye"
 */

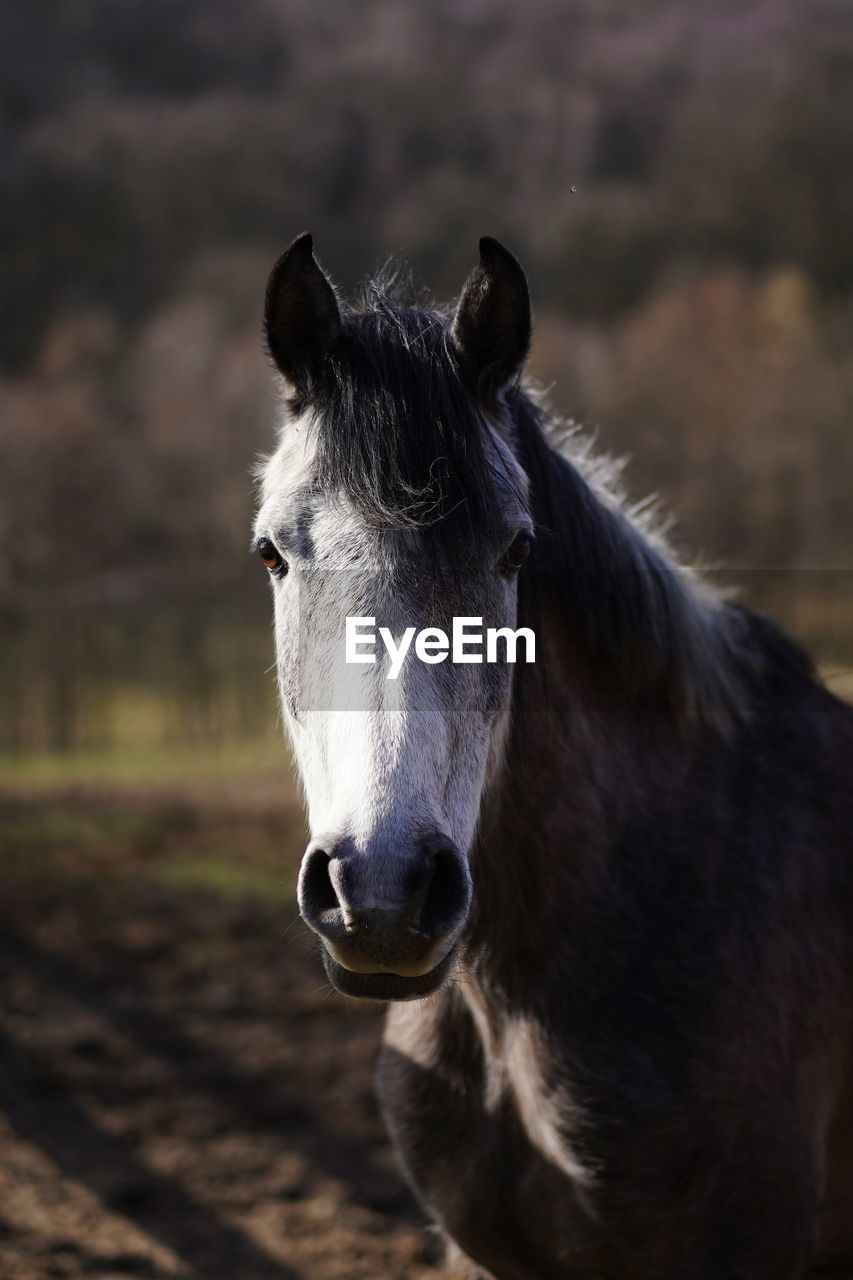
xmin=501 ymin=530 xmax=533 ymax=572
xmin=256 ymin=537 xmax=287 ymax=577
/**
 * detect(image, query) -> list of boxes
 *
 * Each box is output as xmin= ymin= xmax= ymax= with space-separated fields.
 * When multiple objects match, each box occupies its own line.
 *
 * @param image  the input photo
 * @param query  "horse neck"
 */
xmin=468 ymin=616 xmax=637 ymax=996
xmin=464 ymin=409 xmax=735 ymax=999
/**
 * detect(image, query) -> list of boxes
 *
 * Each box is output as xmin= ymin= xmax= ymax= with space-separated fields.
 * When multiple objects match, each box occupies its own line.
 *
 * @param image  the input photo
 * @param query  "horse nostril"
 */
xmin=299 ymin=847 xmax=339 ymax=923
xmin=418 ymin=845 xmax=470 ymax=939
xmin=299 ymin=836 xmax=469 ymax=956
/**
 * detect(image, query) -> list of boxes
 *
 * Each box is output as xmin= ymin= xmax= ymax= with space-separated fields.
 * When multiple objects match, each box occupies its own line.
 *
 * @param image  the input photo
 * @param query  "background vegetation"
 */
xmin=2 ymin=0 xmax=853 ymax=758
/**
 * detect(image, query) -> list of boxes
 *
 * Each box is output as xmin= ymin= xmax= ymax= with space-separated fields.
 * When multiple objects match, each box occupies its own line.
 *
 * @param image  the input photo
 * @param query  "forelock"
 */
xmin=301 ymin=277 xmax=517 ymax=553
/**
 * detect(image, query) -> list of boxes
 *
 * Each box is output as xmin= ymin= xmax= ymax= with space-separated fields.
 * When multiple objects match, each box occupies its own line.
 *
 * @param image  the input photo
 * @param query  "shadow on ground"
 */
xmin=0 ymin=789 xmax=443 ymax=1280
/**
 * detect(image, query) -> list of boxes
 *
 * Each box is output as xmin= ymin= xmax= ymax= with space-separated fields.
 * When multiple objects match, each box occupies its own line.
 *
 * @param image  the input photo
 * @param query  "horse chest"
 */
xmin=380 ymin=997 xmax=596 ymax=1279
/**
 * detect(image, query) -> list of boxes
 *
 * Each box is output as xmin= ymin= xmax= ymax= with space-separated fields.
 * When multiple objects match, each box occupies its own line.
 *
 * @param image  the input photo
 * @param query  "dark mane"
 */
xmin=504 ymin=390 xmax=743 ymax=726
xmin=306 ymin=272 xmax=507 ymax=551
xmin=509 ymin=390 xmax=819 ymax=728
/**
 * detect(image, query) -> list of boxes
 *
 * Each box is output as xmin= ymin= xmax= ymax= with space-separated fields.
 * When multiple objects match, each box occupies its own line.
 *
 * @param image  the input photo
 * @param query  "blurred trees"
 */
xmin=5 ymin=0 xmax=853 ymax=370
xmin=1 ymin=0 xmax=852 ymax=750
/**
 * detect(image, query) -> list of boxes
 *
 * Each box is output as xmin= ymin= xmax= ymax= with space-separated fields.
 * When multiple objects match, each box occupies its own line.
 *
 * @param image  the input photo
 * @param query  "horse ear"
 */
xmin=451 ymin=237 xmax=531 ymax=397
xmin=264 ymin=232 xmax=341 ymax=393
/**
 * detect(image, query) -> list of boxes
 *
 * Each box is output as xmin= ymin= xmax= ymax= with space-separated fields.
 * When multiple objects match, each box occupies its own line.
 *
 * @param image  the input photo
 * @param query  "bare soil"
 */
xmin=0 ymin=788 xmax=445 ymax=1280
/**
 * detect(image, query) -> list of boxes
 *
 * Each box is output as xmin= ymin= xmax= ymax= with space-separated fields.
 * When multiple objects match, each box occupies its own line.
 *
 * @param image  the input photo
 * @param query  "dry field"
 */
xmin=0 ymin=776 xmax=444 ymax=1280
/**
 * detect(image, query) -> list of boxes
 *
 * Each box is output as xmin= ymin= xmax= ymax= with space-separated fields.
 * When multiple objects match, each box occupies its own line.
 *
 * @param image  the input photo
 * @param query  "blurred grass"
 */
xmin=0 ymin=720 xmax=305 ymax=911
xmin=821 ymin=666 xmax=853 ymax=703
xmin=0 ymin=787 xmax=304 ymax=907
xmin=155 ymin=854 xmax=298 ymax=903
xmin=0 ymin=734 xmax=289 ymax=791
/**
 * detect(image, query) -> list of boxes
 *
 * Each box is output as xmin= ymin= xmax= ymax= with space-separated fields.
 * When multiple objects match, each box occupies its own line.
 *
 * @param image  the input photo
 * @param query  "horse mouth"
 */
xmin=321 ymin=948 xmax=455 ymax=1001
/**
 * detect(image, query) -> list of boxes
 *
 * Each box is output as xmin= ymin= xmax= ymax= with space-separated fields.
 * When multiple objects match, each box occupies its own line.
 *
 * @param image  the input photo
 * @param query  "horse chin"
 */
xmin=321 ymin=948 xmax=455 ymax=1002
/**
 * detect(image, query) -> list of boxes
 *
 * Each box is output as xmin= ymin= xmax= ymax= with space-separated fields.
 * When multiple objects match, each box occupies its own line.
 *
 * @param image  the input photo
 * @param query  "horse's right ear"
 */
xmin=264 ymin=233 xmax=341 ymax=393
xmin=451 ymin=237 xmax=531 ymax=398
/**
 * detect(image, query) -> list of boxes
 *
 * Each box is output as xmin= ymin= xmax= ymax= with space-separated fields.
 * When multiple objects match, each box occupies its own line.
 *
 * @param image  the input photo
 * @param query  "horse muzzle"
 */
xmin=297 ymin=833 xmax=471 ymax=1001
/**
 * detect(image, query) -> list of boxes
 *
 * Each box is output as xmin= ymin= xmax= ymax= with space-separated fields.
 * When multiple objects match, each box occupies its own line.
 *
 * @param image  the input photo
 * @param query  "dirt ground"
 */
xmin=0 ymin=786 xmax=446 ymax=1280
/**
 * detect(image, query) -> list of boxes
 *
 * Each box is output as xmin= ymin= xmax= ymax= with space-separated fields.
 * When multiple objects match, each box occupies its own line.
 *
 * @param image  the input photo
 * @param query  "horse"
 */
xmin=253 ymin=232 xmax=853 ymax=1279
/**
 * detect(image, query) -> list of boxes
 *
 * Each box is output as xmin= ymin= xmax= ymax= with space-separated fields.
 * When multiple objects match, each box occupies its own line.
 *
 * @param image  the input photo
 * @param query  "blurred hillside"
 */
xmin=2 ymin=0 xmax=852 ymax=754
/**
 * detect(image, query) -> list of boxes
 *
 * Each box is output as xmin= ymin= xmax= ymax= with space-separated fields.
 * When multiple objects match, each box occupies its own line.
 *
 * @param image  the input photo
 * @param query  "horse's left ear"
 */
xmin=264 ymin=232 xmax=341 ymax=394
xmin=451 ymin=237 xmax=531 ymax=397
